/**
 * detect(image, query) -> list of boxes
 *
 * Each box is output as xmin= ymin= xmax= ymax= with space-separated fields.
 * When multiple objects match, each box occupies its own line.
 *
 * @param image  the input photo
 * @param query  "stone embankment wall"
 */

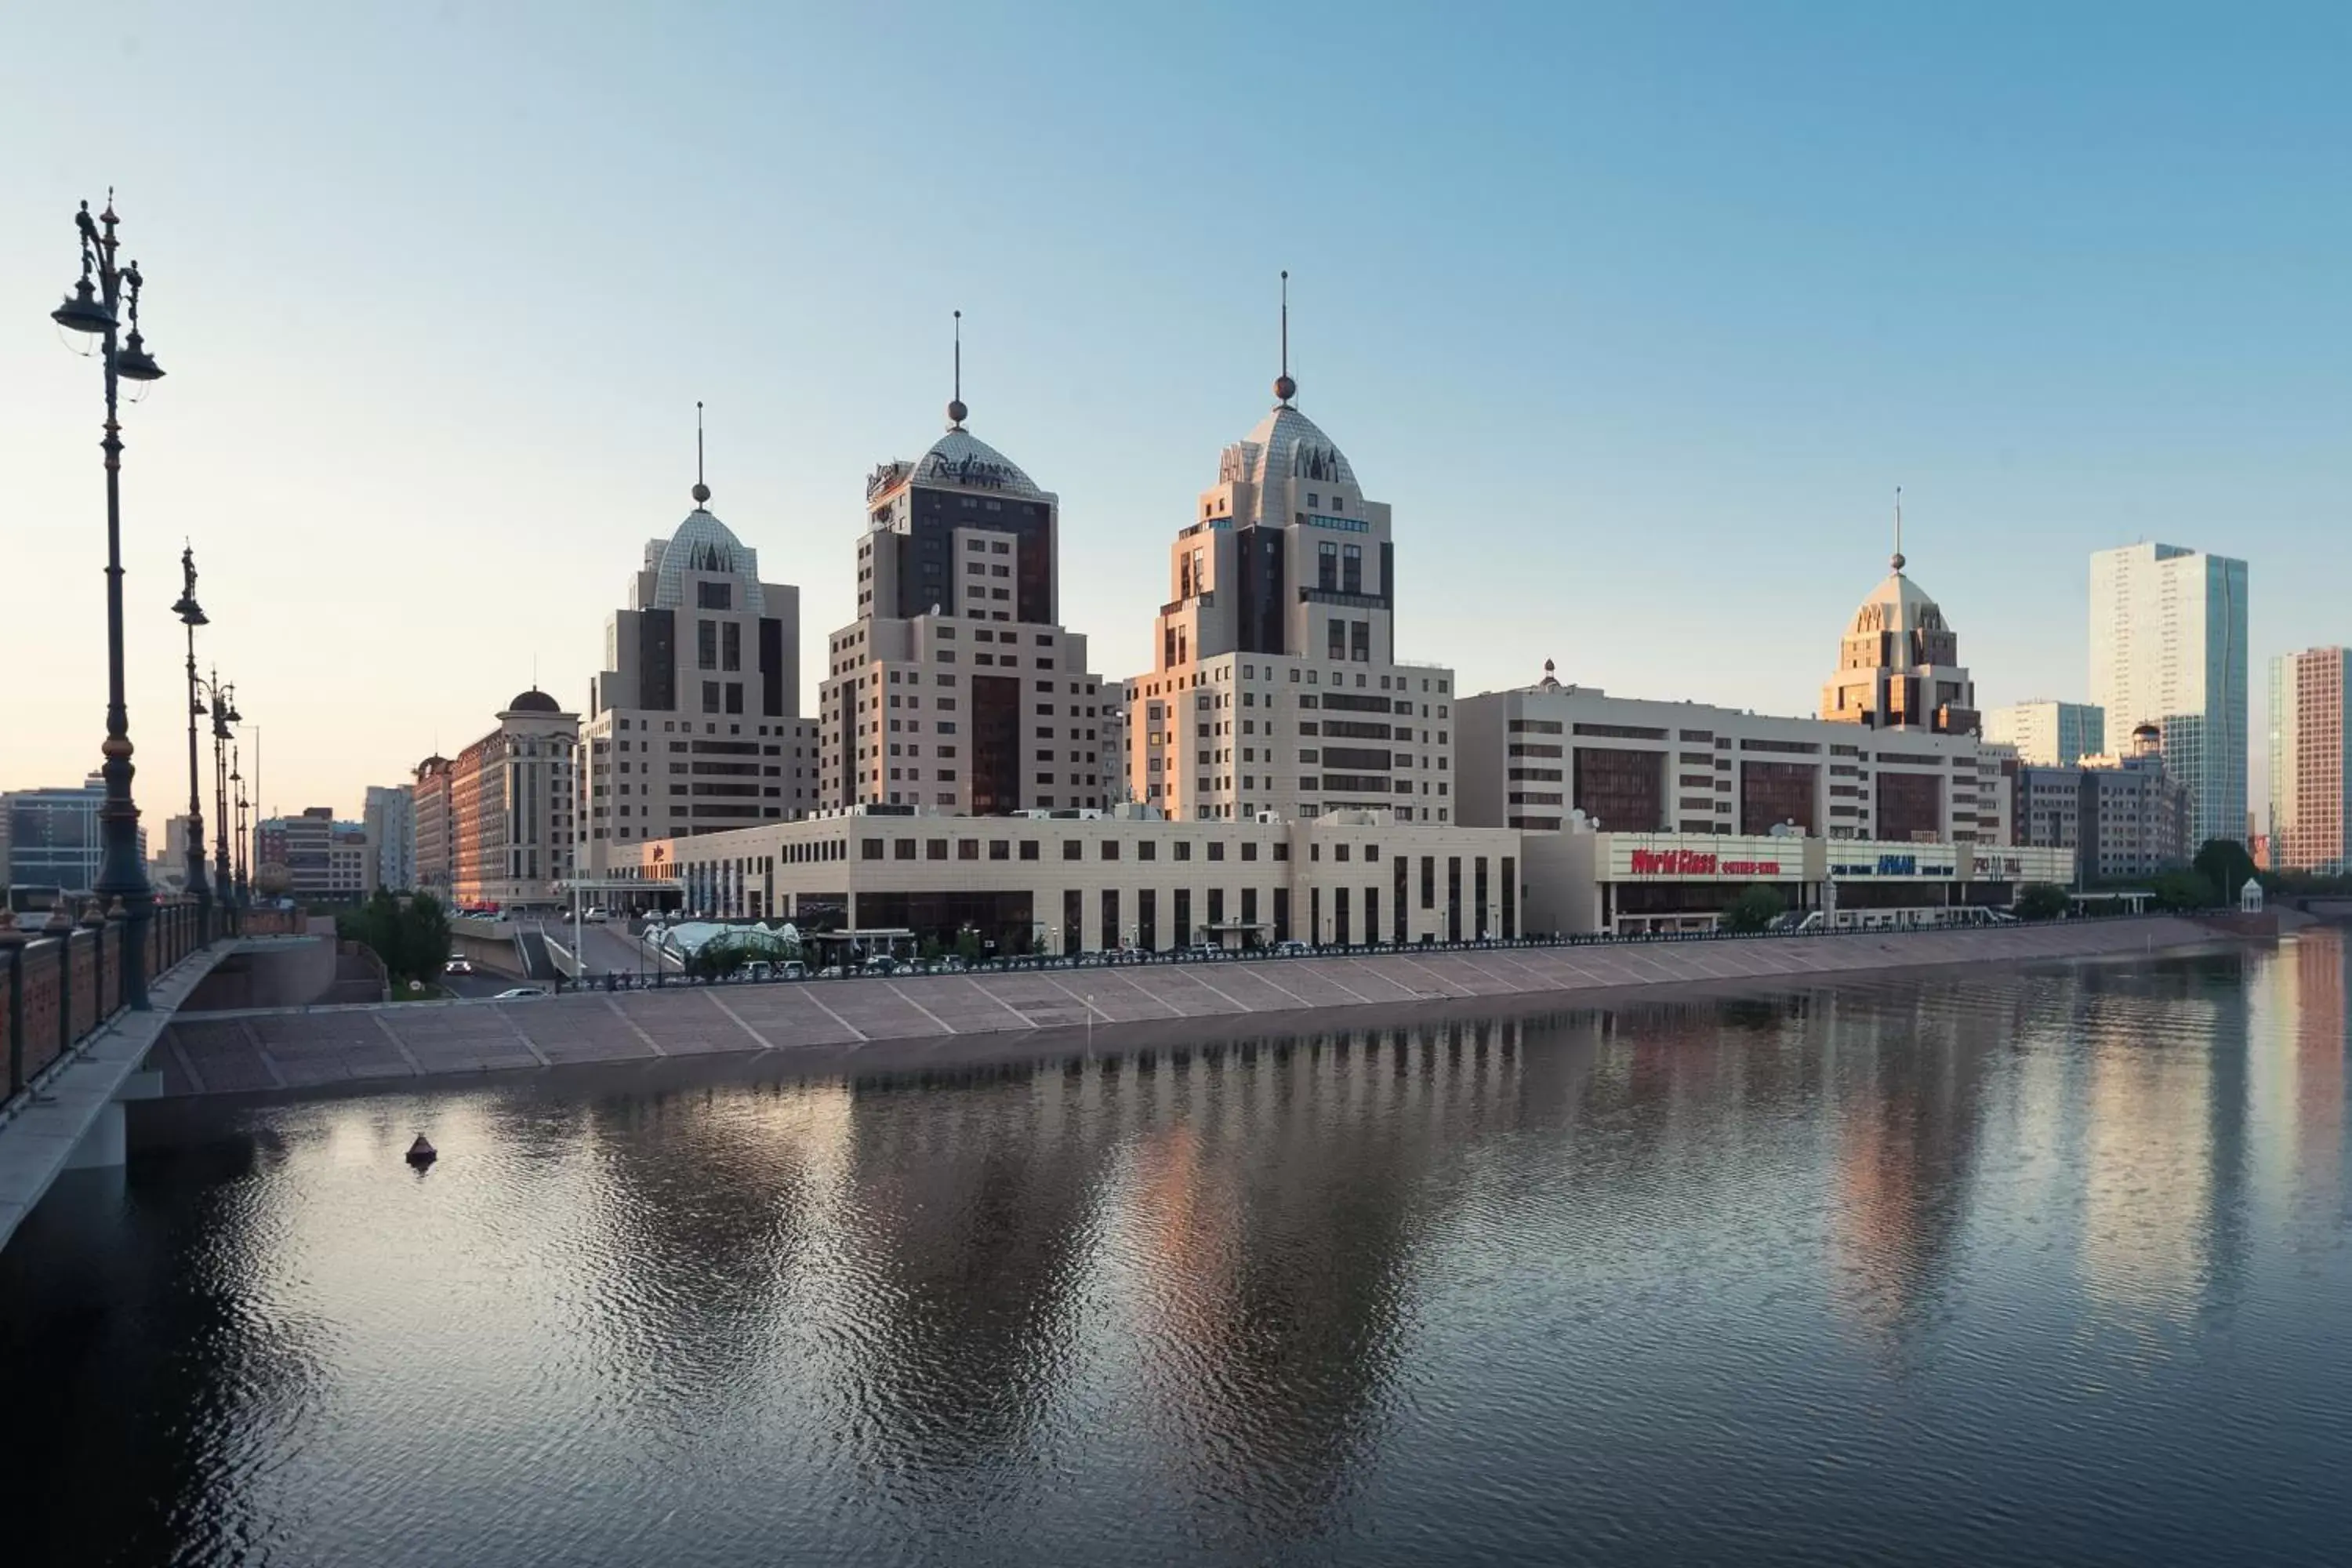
xmin=147 ymin=916 xmax=2234 ymax=1099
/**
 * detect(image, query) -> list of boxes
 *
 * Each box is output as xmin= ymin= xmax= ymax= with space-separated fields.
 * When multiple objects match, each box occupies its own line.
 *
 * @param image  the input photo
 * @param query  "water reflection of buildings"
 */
xmin=1103 ymin=1021 xmax=1529 ymax=1548
xmin=2259 ymin=931 xmax=2347 ymax=1216
xmin=2074 ymin=959 xmax=2250 ymax=1320
xmin=1824 ymin=985 xmax=1997 ymax=1342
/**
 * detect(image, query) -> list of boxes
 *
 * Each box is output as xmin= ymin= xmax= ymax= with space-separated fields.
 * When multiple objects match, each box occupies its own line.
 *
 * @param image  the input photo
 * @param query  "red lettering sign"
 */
xmin=1628 ymin=848 xmax=1720 ymax=877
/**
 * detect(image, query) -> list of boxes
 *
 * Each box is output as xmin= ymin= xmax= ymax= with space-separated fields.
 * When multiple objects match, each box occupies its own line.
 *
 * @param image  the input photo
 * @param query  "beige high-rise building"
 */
xmin=1820 ymin=506 xmax=1979 ymax=735
xmin=412 ymin=755 xmax=453 ymax=897
xmin=580 ymin=463 xmax=815 ymax=875
xmin=2268 ymin=647 xmax=2352 ymax=873
xmin=1124 ymin=345 xmax=1454 ymax=822
xmin=818 ymin=381 xmax=1110 ymax=813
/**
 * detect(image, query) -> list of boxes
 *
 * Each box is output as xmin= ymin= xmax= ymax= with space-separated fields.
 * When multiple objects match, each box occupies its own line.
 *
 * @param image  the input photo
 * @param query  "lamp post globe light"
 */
xmin=171 ymin=546 xmax=212 ymax=936
xmin=50 ymin=192 xmax=167 ymax=1007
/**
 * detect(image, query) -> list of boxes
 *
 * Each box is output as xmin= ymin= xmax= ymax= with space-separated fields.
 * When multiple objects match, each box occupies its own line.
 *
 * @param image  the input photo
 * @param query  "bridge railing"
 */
xmin=0 ymin=899 xmax=212 ymax=1111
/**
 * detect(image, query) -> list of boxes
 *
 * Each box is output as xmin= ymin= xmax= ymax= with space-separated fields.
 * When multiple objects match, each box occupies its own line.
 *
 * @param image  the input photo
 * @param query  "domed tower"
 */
xmin=818 ymin=314 xmax=1109 ymax=815
xmin=1819 ymin=495 xmax=1979 ymax=735
xmin=578 ymin=405 xmax=813 ymax=877
xmin=1123 ymin=272 xmax=1459 ymax=828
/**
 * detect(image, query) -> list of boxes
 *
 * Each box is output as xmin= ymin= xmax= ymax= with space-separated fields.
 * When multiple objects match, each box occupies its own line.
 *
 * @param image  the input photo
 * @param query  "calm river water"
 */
xmin=4 ymin=934 xmax=2350 ymax=1566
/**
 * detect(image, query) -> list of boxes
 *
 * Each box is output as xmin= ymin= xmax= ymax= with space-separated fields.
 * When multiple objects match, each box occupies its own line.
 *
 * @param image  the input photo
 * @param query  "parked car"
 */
xmin=583 ymin=906 xmax=610 ymax=924
xmin=1272 ymin=940 xmax=1310 ymax=957
xmin=444 ymin=957 xmax=475 ymax=975
xmin=495 ymin=985 xmax=547 ymax=1000
xmin=816 ymin=965 xmax=845 ymax=979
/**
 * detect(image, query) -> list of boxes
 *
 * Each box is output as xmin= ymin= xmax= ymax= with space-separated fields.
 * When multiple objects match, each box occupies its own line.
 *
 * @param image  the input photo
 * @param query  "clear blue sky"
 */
xmin=4 ymin=1 xmax=2347 ymax=821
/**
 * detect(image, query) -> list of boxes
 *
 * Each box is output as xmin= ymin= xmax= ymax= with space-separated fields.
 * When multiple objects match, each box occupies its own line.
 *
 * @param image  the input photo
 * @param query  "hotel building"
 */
xmin=1985 ymin=700 xmax=2105 ymax=767
xmin=1123 ymin=359 xmax=1454 ymax=822
xmin=2267 ymin=647 xmax=2352 ymax=873
xmin=2090 ymin=542 xmax=2249 ymax=847
xmin=579 ymin=474 xmax=815 ymax=876
xmin=818 ymin=387 xmax=1110 ymax=814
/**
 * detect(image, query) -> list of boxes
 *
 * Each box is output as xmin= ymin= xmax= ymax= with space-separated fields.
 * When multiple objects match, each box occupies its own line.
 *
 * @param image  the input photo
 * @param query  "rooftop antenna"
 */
xmin=947 ymin=310 xmax=967 ymax=430
xmin=1891 ymin=485 xmax=1905 ymax=572
xmin=1273 ymin=270 xmax=1296 ymax=407
xmin=692 ymin=401 xmax=710 ymax=506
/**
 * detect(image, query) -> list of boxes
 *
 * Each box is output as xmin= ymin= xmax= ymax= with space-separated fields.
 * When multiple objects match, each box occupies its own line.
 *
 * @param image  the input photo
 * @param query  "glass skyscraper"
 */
xmin=2089 ymin=542 xmax=2249 ymax=848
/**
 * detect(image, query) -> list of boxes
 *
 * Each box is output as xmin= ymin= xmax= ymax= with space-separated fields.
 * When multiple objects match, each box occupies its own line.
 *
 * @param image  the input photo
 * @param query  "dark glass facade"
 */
xmin=1739 ymin=762 xmax=1818 ymax=835
xmin=1878 ymin=771 xmax=1943 ymax=843
xmin=1573 ymin=747 xmax=1664 ymax=831
xmin=972 ymin=675 xmax=1022 ymax=815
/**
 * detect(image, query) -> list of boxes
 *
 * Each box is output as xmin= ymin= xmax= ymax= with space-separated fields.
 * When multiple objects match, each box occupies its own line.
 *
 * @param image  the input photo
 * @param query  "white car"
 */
xmin=583 ymin=907 xmax=610 ymax=924
xmin=444 ymin=957 xmax=475 ymax=975
xmin=495 ymin=985 xmax=548 ymax=1000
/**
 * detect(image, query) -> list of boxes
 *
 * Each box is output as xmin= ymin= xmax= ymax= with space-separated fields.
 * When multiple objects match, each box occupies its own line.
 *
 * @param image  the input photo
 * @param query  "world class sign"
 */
xmin=1625 ymin=849 xmax=1783 ymax=877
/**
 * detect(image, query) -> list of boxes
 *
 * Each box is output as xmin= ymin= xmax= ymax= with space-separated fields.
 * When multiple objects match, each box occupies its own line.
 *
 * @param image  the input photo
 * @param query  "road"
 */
xmin=535 ymin=918 xmax=672 ymax=982
xmin=441 ymin=968 xmax=525 ymax=999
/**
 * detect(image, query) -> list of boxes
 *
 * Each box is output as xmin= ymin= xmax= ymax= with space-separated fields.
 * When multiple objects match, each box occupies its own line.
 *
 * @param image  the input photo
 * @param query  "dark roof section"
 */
xmin=507 ymin=688 xmax=562 ymax=715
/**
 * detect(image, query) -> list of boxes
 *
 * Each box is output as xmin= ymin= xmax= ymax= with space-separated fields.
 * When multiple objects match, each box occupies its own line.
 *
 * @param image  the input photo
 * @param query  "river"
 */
xmin=2 ymin=932 xmax=2347 ymax=1566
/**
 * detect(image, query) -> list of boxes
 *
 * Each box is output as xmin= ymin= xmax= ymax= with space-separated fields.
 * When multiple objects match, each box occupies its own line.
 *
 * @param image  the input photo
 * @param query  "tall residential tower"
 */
xmin=2267 ymin=647 xmax=2351 ymax=873
xmin=2089 ymin=542 xmax=2249 ymax=848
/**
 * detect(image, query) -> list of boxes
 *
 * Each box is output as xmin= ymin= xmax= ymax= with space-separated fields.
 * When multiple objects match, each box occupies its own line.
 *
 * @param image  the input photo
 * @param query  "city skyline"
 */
xmin=5 ymin=3 xmax=2348 ymax=822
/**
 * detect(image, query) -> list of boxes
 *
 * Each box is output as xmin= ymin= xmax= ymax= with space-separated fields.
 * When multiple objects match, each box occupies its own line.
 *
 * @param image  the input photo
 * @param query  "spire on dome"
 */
xmin=692 ymin=401 xmax=711 ymax=507
xmin=947 ymin=309 xmax=968 ymax=430
xmin=1890 ymin=485 xmax=1904 ymax=572
xmin=1272 ymin=270 xmax=1297 ymax=406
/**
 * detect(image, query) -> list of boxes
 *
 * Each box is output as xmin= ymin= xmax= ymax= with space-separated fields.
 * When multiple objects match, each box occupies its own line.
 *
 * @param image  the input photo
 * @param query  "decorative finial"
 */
xmin=1890 ymin=485 xmax=1904 ymax=572
xmin=1273 ymin=270 xmax=1296 ymax=405
xmin=691 ymin=401 xmax=711 ymax=506
xmin=946 ymin=310 xmax=967 ymax=430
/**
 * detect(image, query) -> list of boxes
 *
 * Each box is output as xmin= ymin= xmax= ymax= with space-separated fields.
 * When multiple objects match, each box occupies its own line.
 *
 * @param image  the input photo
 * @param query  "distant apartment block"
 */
xmin=1985 ymin=700 xmax=2104 ymax=767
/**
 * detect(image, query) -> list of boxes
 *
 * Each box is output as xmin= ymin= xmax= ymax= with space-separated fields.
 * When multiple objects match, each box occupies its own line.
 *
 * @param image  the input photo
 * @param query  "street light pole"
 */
xmin=231 ymin=741 xmax=249 ymax=908
xmin=203 ymin=672 xmax=239 ymax=935
xmin=172 ymin=546 xmax=211 ymax=938
xmin=50 ymin=194 xmax=168 ymax=1007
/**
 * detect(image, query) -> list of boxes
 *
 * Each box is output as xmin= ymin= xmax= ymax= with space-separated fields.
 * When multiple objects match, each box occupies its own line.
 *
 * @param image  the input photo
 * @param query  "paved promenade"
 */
xmin=147 ymin=916 xmax=2229 ymax=1098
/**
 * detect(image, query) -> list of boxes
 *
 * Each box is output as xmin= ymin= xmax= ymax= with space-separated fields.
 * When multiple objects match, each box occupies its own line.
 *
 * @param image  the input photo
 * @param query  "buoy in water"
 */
xmin=406 ymin=1135 xmax=437 ymax=1167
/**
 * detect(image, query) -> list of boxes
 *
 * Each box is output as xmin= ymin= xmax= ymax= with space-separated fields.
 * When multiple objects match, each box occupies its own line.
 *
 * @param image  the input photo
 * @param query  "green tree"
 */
xmin=2014 ymin=883 xmax=2071 ymax=920
xmin=954 ymin=924 xmax=982 ymax=964
xmin=1720 ymin=883 xmax=1785 ymax=934
xmin=401 ymin=893 xmax=452 ymax=981
xmin=2193 ymin=839 xmax=2257 ymax=904
xmin=2151 ymin=869 xmax=2218 ymax=910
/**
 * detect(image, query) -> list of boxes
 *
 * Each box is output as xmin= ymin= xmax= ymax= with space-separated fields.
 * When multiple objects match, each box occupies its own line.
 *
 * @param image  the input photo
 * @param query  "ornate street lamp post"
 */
xmin=200 ymin=671 xmax=240 ymax=935
xmin=171 ymin=547 xmax=211 ymax=938
xmin=49 ymin=192 xmax=167 ymax=1007
xmin=232 ymin=742 xmax=251 ymax=909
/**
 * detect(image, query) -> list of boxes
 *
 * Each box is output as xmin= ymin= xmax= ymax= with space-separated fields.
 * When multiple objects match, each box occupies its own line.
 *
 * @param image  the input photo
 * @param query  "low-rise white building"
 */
xmin=609 ymin=807 xmax=1524 ymax=953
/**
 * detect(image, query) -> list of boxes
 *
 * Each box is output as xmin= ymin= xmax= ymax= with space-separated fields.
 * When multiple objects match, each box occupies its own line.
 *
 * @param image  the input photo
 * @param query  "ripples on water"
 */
xmin=4 ymin=936 xmax=2350 ymax=1566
